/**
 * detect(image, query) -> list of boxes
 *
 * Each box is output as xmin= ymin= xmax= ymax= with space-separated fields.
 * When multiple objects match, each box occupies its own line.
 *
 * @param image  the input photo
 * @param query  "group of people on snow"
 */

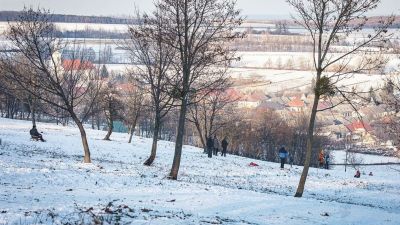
xmin=279 ymin=146 xmax=376 ymax=179
xmin=318 ymin=149 xmax=330 ymax=170
xmin=207 ymin=135 xmax=228 ymax=158
xmin=29 ymin=124 xmax=376 ymax=180
xmin=354 ymin=170 xmax=373 ymax=178
xmin=278 ymin=146 xmax=332 ymax=170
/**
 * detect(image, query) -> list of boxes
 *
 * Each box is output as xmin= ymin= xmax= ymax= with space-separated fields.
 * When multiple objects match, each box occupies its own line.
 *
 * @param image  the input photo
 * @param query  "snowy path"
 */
xmin=0 ymin=118 xmax=399 ymax=224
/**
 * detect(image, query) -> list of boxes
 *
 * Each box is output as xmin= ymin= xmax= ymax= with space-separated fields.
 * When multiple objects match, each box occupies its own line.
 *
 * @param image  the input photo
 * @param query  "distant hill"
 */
xmin=1 ymin=10 xmax=398 ymax=29
xmin=0 ymin=11 xmax=138 ymax=24
xmin=360 ymin=15 xmax=400 ymax=28
xmin=248 ymin=15 xmax=400 ymax=28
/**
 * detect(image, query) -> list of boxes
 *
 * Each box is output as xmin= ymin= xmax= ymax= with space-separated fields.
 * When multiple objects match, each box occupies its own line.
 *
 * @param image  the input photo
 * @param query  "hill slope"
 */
xmin=0 ymin=118 xmax=399 ymax=224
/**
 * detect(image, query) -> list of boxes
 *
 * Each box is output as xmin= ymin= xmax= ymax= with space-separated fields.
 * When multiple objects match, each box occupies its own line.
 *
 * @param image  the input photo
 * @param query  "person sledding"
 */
xmin=369 ymin=172 xmax=373 ymax=176
xmin=278 ymin=145 xmax=288 ymax=169
xmin=354 ymin=170 xmax=361 ymax=178
xmin=29 ymin=125 xmax=45 ymax=142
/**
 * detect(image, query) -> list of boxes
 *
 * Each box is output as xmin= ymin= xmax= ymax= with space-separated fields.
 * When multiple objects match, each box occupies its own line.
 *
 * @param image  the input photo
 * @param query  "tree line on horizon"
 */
xmin=0 ymin=10 xmax=137 ymax=24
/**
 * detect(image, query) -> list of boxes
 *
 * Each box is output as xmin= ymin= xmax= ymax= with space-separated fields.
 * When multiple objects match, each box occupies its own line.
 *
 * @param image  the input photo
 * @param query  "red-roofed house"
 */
xmin=237 ymin=91 xmax=265 ymax=109
xmin=345 ymin=120 xmax=376 ymax=146
xmin=225 ymin=88 xmax=244 ymax=102
xmin=62 ymin=59 xmax=95 ymax=71
xmin=345 ymin=120 xmax=373 ymax=132
xmin=287 ymin=97 xmax=305 ymax=112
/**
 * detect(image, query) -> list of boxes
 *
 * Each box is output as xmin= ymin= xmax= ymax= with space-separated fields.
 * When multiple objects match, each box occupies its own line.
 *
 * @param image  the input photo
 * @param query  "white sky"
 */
xmin=0 ymin=0 xmax=399 ymax=17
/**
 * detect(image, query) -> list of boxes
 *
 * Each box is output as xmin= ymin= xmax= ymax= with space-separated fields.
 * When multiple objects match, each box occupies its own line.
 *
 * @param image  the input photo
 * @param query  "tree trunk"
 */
xmin=294 ymin=92 xmax=320 ymax=197
xmin=103 ymin=117 xmax=113 ymax=140
xmin=91 ymin=115 xmax=95 ymax=129
xmin=30 ymin=102 xmax=36 ymax=127
xmin=128 ymin=114 xmax=139 ymax=143
xmin=169 ymin=98 xmax=187 ymax=180
xmin=193 ymin=121 xmax=206 ymax=153
xmin=202 ymin=131 xmax=209 ymax=153
xmin=71 ymin=112 xmax=91 ymax=163
xmin=144 ymin=115 xmax=161 ymax=166
xmin=96 ymin=115 xmax=101 ymax=130
xmin=128 ymin=125 xmax=135 ymax=143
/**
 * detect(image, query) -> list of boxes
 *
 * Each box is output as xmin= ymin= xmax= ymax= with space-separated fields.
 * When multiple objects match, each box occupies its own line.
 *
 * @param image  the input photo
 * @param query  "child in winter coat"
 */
xmin=318 ymin=149 xmax=324 ymax=168
xmin=354 ymin=170 xmax=361 ymax=178
xmin=279 ymin=146 xmax=288 ymax=169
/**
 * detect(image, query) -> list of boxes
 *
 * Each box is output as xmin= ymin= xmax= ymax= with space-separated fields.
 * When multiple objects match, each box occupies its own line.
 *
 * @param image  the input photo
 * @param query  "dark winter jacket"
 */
xmin=221 ymin=139 xmax=228 ymax=149
xmin=30 ymin=127 xmax=40 ymax=136
xmin=279 ymin=147 xmax=288 ymax=159
xmin=325 ymin=154 xmax=330 ymax=163
xmin=206 ymin=137 xmax=214 ymax=148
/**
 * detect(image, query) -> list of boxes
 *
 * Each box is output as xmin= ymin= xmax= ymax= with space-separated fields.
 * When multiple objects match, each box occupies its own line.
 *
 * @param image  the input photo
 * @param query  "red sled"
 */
xmin=249 ymin=162 xmax=259 ymax=167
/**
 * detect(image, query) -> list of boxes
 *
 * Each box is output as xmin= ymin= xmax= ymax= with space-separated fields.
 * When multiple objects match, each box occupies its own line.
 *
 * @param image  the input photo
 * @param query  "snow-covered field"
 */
xmin=233 ymin=51 xmax=399 ymax=70
xmin=0 ymin=22 xmax=129 ymax=33
xmin=229 ymin=67 xmax=387 ymax=92
xmin=0 ymin=118 xmax=400 ymax=224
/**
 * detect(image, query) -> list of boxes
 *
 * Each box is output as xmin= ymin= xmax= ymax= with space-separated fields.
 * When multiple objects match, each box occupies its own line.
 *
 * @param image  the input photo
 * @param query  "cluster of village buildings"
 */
xmin=226 ymin=84 xmax=397 ymax=154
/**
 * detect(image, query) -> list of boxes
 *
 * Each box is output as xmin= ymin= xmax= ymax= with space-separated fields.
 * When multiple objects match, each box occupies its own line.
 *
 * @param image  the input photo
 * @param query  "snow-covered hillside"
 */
xmin=0 ymin=118 xmax=399 ymax=225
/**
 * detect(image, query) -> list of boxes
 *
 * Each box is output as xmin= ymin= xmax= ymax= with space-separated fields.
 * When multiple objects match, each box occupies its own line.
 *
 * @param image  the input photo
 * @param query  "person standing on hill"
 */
xmin=324 ymin=151 xmax=330 ymax=169
xmin=221 ymin=137 xmax=228 ymax=157
xmin=207 ymin=137 xmax=214 ymax=158
xmin=207 ymin=136 xmax=214 ymax=158
xmin=319 ymin=149 xmax=324 ymax=168
xmin=279 ymin=145 xmax=288 ymax=169
xmin=213 ymin=135 xmax=220 ymax=156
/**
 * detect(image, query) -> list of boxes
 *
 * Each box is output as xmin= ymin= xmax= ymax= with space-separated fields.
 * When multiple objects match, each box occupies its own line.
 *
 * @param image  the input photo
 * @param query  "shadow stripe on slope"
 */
xmin=178 ymin=172 xmax=398 ymax=213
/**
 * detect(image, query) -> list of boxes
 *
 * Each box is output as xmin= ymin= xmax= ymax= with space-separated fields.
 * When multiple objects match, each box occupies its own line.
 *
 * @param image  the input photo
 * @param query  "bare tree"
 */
xmin=120 ymin=79 xmax=145 ymax=144
xmin=0 ymin=70 xmax=21 ymax=119
xmin=101 ymin=79 xmax=123 ymax=141
xmin=125 ymin=8 xmax=175 ymax=166
xmin=0 ymin=7 xmax=101 ymax=163
xmin=287 ymin=0 xmax=393 ymax=197
xmin=87 ymin=81 xmax=103 ymax=130
xmin=381 ymin=76 xmax=400 ymax=152
xmin=0 ymin=57 xmax=42 ymax=126
xmin=187 ymin=84 xmax=237 ymax=152
xmin=155 ymin=0 xmax=242 ymax=180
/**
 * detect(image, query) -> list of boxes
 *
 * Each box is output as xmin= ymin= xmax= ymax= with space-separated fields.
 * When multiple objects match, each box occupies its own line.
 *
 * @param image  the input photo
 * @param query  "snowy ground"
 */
xmin=0 ymin=118 xmax=399 ymax=225
xmin=229 ymin=67 xmax=388 ymax=93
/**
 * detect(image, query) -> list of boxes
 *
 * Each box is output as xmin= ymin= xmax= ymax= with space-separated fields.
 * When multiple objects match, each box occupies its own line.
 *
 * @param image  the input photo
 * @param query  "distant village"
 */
xmin=226 ymin=76 xmax=398 ymax=156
